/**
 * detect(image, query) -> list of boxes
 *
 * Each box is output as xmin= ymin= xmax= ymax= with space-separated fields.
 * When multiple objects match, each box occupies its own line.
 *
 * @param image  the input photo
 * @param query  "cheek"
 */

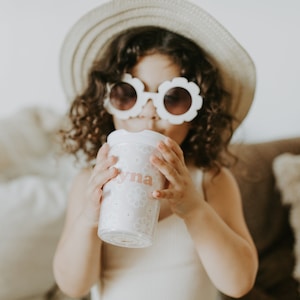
xmin=113 ymin=116 xmax=129 ymax=130
xmin=112 ymin=117 xmax=122 ymax=130
xmin=165 ymin=124 xmax=190 ymax=145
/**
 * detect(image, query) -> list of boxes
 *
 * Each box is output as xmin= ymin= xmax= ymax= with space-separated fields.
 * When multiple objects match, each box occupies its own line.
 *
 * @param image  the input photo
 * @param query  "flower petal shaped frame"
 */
xmin=104 ymin=73 xmax=203 ymax=125
xmin=156 ymin=77 xmax=203 ymax=124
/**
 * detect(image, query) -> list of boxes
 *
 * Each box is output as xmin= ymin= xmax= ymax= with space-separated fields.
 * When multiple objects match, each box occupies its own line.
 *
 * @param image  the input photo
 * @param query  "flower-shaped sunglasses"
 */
xmin=104 ymin=73 xmax=203 ymax=125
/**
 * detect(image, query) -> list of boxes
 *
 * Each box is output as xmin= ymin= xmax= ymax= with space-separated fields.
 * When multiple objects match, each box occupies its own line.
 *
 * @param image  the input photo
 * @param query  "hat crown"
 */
xmin=60 ymin=0 xmax=255 ymax=130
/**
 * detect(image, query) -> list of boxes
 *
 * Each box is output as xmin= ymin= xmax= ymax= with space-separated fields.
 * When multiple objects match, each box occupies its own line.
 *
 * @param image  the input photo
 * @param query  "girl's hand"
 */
xmin=82 ymin=143 xmax=118 ymax=225
xmin=150 ymin=137 xmax=203 ymax=218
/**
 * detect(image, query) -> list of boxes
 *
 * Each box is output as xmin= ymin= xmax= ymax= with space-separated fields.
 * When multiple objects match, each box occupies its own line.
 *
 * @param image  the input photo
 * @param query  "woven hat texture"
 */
xmin=60 ymin=0 xmax=256 ymax=128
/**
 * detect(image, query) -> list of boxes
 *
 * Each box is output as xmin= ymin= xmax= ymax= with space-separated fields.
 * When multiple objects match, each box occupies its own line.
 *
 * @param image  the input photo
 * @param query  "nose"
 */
xmin=139 ymin=99 xmax=159 ymax=120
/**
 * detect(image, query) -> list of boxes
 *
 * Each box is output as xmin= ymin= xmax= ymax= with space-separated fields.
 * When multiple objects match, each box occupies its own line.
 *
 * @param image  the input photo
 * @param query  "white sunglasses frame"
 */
xmin=104 ymin=73 xmax=203 ymax=125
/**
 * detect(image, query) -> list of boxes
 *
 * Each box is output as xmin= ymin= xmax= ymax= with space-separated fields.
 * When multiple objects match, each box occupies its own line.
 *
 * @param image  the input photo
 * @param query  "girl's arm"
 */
xmin=151 ymin=138 xmax=258 ymax=298
xmin=187 ymin=168 xmax=258 ymax=298
xmin=53 ymin=144 xmax=118 ymax=298
xmin=53 ymin=170 xmax=101 ymax=298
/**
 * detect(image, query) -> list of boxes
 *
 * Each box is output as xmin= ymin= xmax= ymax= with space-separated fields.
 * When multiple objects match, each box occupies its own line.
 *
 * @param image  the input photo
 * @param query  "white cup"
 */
xmin=98 ymin=129 xmax=166 ymax=248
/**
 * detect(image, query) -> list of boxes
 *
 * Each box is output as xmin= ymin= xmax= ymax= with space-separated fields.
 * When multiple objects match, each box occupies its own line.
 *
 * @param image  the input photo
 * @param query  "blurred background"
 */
xmin=1 ymin=0 xmax=299 ymax=143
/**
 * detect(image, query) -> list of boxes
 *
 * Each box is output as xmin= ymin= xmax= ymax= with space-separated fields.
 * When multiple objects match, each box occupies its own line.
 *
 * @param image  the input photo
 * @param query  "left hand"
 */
xmin=150 ymin=137 xmax=204 ymax=218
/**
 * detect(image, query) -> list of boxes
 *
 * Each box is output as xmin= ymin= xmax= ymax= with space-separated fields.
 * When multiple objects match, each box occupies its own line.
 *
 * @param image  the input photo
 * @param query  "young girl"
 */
xmin=53 ymin=1 xmax=258 ymax=299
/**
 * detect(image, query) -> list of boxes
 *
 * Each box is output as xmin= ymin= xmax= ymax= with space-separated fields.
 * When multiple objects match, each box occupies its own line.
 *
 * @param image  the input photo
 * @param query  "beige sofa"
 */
xmin=1 ymin=107 xmax=299 ymax=300
xmin=222 ymin=138 xmax=300 ymax=299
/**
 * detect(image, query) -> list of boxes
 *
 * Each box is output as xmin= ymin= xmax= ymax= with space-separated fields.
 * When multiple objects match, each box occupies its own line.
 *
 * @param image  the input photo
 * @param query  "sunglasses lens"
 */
xmin=109 ymin=82 xmax=137 ymax=111
xmin=164 ymin=87 xmax=192 ymax=115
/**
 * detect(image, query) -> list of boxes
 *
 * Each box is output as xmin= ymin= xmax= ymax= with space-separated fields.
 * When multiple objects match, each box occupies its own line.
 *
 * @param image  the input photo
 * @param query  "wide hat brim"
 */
xmin=60 ymin=0 xmax=256 ymax=130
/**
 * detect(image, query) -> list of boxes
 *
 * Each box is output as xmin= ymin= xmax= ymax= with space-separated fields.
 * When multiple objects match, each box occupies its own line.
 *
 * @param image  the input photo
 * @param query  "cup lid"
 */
xmin=107 ymin=130 xmax=166 ymax=147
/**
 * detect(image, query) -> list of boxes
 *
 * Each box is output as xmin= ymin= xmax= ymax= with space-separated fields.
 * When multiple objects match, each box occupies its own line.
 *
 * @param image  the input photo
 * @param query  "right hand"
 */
xmin=82 ymin=143 xmax=119 ymax=226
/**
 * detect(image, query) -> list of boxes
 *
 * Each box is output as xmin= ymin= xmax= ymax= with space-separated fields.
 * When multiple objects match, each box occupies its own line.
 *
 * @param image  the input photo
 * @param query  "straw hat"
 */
xmin=60 ymin=0 xmax=256 ymax=129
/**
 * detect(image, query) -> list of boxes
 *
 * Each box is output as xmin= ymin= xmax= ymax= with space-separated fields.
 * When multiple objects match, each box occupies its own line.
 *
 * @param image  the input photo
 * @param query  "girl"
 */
xmin=54 ymin=1 xmax=258 ymax=299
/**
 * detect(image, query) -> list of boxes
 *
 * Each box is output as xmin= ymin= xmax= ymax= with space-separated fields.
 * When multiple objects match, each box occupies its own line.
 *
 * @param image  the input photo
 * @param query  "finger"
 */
xmin=92 ymin=143 xmax=118 ymax=176
xmin=165 ymin=137 xmax=185 ymax=162
xmin=89 ymin=165 xmax=118 ymax=187
xmin=150 ymin=154 xmax=180 ymax=184
xmin=157 ymin=140 xmax=181 ymax=167
xmin=92 ymin=153 xmax=117 ymax=174
xmin=96 ymin=143 xmax=109 ymax=163
xmin=152 ymin=188 xmax=183 ymax=201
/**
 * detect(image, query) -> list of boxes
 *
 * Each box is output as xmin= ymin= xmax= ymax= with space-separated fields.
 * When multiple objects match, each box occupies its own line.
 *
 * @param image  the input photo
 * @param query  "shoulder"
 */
xmin=203 ymin=167 xmax=242 ymax=220
xmin=203 ymin=167 xmax=238 ymax=190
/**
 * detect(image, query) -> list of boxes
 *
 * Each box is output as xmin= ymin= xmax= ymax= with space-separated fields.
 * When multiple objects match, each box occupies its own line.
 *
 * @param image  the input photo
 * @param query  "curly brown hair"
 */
xmin=60 ymin=26 xmax=235 ymax=170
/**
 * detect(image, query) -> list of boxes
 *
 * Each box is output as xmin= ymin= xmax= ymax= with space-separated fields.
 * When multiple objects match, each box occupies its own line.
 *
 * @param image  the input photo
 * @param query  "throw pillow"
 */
xmin=273 ymin=153 xmax=300 ymax=283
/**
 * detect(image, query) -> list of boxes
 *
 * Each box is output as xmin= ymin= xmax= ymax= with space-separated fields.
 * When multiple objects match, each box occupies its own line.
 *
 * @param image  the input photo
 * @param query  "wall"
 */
xmin=0 ymin=0 xmax=299 ymax=142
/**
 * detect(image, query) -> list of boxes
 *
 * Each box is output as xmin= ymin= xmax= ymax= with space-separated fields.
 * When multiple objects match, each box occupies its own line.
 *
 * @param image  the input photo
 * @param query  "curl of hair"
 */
xmin=60 ymin=26 xmax=235 ymax=170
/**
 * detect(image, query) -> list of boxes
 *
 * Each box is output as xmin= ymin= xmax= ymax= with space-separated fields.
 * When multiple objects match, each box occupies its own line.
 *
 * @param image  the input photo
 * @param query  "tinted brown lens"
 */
xmin=164 ymin=87 xmax=192 ymax=115
xmin=109 ymin=82 xmax=137 ymax=110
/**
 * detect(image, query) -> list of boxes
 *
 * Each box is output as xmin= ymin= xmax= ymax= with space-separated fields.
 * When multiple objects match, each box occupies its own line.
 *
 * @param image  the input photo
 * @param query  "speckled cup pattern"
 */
xmin=98 ymin=137 xmax=165 ymax=248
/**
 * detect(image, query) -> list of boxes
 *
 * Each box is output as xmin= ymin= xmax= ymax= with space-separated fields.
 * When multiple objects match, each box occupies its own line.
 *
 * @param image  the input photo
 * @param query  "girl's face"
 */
xmin=112 ymin=53 xmax=191 ymax=145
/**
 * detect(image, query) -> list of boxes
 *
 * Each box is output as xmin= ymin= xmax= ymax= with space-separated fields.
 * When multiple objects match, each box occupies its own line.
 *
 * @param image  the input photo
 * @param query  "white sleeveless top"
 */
xmin=91 ymin=166 xmax=218 ymax=300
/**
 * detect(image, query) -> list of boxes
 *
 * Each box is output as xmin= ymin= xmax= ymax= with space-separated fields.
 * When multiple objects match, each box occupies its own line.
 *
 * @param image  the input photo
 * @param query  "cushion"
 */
xmin=273 ymin=153 xmax=300 ymax=282
xmin=0 ymin=107 xmax=78 ymax=300
xmin=0 ymin=107 xmax=61 ymax=180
